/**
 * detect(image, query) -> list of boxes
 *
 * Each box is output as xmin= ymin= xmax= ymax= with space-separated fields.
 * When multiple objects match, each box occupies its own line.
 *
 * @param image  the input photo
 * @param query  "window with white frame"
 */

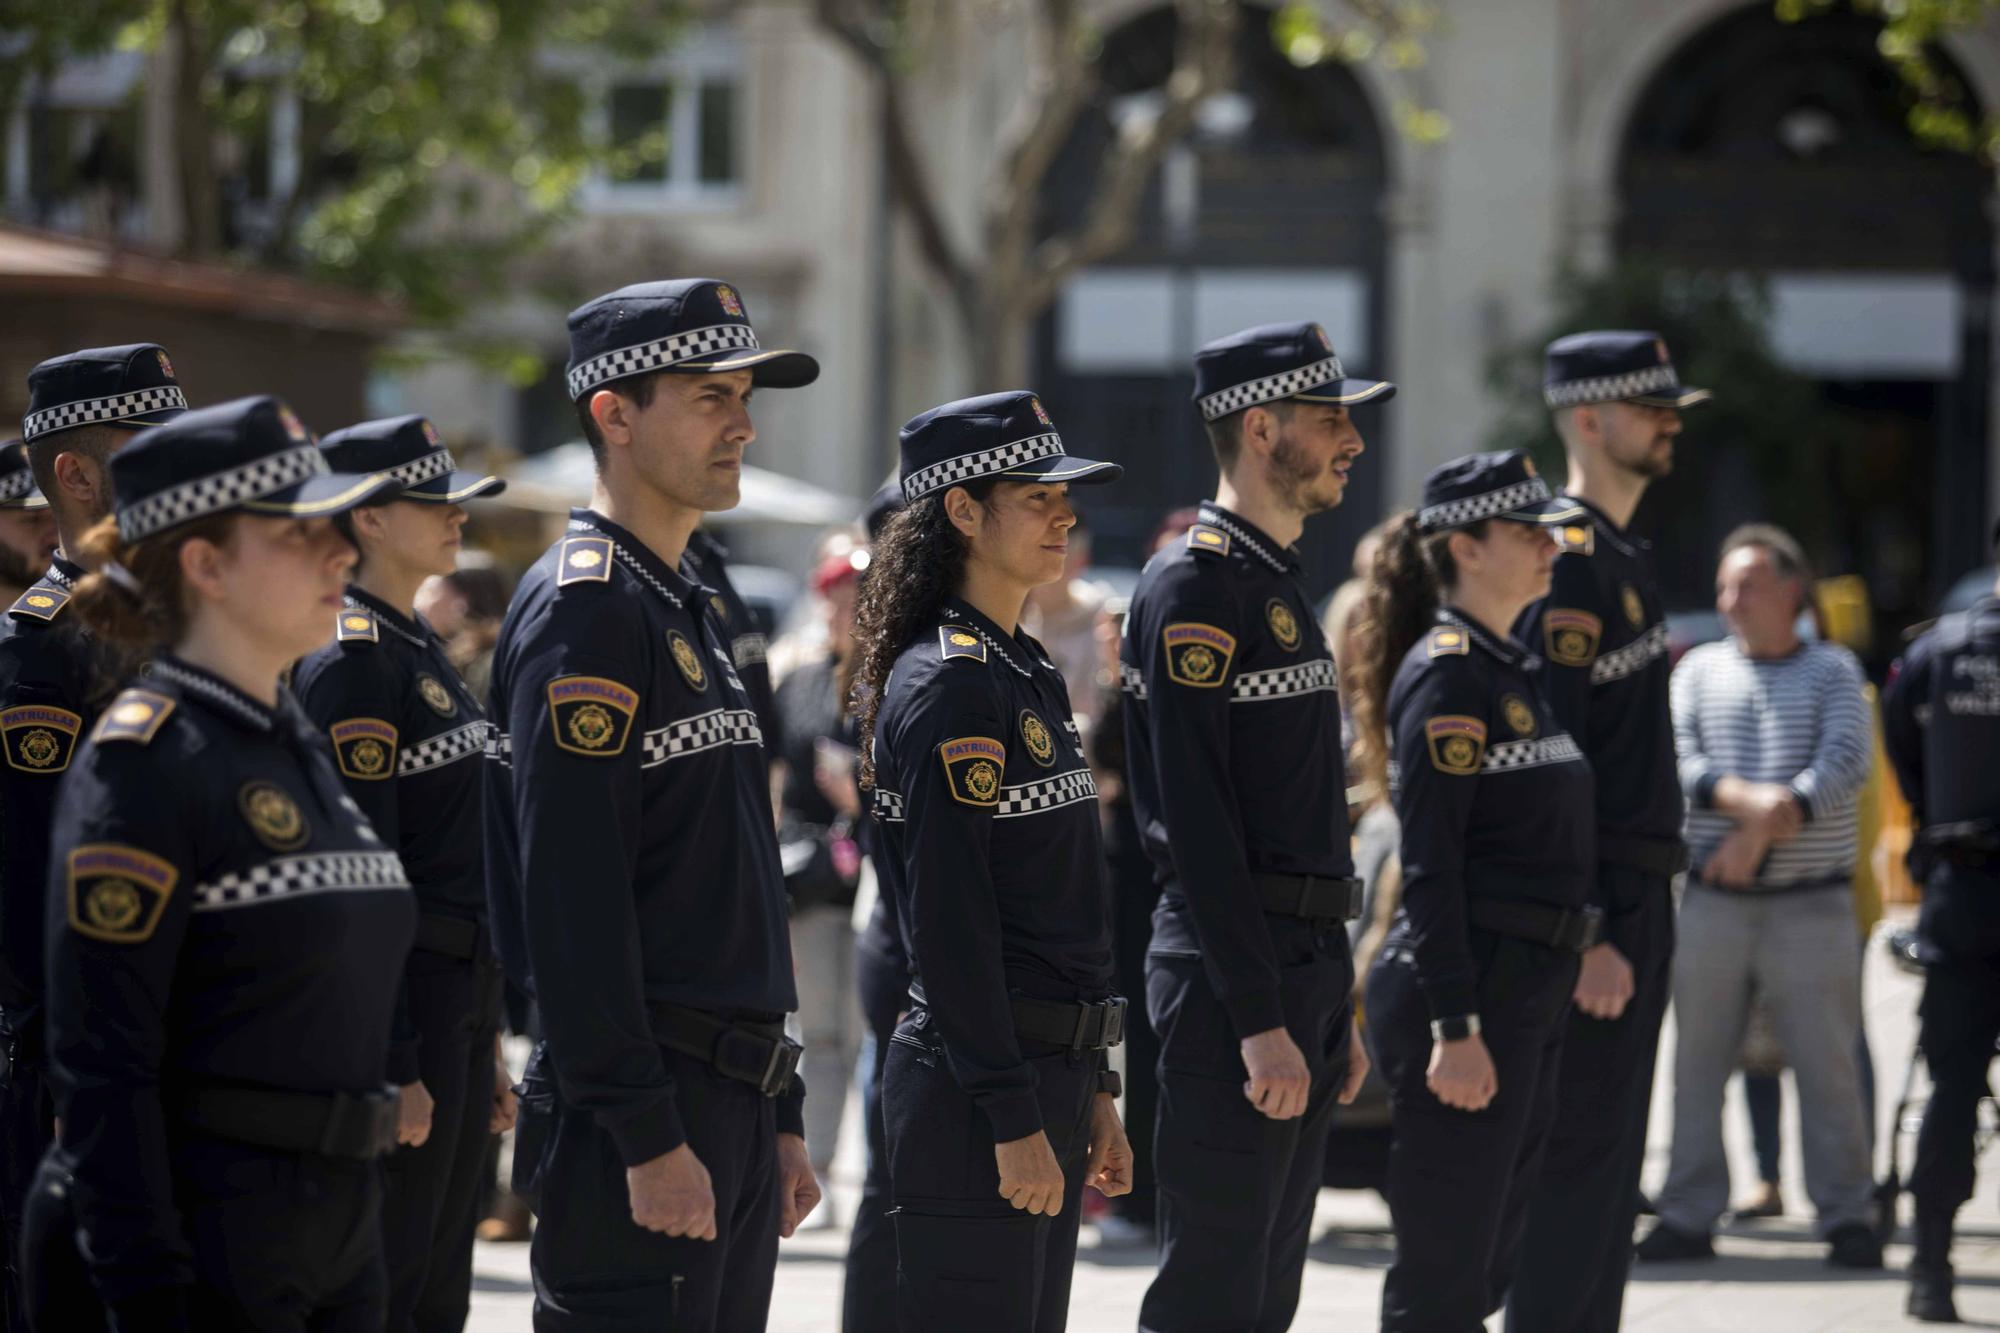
xmin=578 ymin=27 xmax=744 ymax=209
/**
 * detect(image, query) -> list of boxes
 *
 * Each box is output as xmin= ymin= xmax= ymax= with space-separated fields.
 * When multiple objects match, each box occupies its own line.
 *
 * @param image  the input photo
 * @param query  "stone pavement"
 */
xmin=467 ymin=913 xmax=2000 ymax=1330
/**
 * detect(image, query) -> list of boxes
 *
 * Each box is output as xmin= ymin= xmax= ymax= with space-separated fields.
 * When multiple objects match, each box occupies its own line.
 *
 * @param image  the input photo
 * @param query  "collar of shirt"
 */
xmin=566 ymin=508 xmax=706 ymax=611
xmin=41 ymin=555 xmax=85 ymax=591
xmin=687 ymin=528 xmax=729 ymax=563
xmin=151 ymin=654 xmax=279 ymax=733
xmin=1196 ymin=501 xmax=1297 ymax=575
xmin=937 ymin=600 xmax=1057 ymax=680
xmin=1437 ymin=606 xmax=1538 ymax=671
xmin=344 ymin=586 xmax=431 ymax=649
xmin=1559 ymin=491 xmax=1648 ymax=559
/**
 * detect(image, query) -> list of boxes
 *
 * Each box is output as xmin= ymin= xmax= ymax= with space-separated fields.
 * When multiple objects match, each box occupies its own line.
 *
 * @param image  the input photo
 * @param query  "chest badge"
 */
xmin=239 ymin=781 xmax=311 ymax=852
xmin=669 ymin=630 xmax=708 ymax=691
xmin=1621 ymin=583 xmax=1645 ymax=630
xmin=1020 ymin=710 xmax=1057 ymax=767
xmin=1502 ymin=694 xmax=1537 ymax=738
xmin=1267 ymin=599 xmax=1302 ymax=652
xmin=417 ymin=673 xmax=457 ymax=717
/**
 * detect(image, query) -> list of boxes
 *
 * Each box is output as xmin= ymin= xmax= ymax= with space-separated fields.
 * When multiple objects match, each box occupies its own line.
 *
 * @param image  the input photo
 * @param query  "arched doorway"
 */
xmin=1616 ymin=4 xmax=1994 ymax=635
xmin=1032 ymin=4 xmax=1392 ymax=590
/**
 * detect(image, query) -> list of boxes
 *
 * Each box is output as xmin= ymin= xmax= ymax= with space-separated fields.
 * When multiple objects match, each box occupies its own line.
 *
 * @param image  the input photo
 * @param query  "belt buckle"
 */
xmin=759 ymin=1037 xmax=802 ymax=1097
xmin=1101 ymin=998 xmax=1127 ymax=1049
xmin=1344 ymin=876 xmax=1366 ymax=922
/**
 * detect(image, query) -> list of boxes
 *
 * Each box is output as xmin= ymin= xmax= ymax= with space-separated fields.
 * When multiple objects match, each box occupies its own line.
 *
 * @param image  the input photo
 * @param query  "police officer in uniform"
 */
xmin=29 ymin=395 xmax=412 ymax=1327
xmin=1121 ymin=322 xmax=1376 ymax=1332
xmin=1882 ymin=541 xmax=2000 ymax=1323
xmin=1350 ymin=451 xmax=1599 ymax=1331
xmin=0 ymin=344 xmax=188 ymax=1330
xmin=850 ymin=390 xmax=1131 ymax=1331
xmin=1507 ymin=331 xmax=1709 ymax=1331
xmin=292 ymin=415 xmax=512 ymax=1332
xmin=484 ymin=279 xmax=820 ymax=1330
xmin=0 ymin=443 xmax=55 ymax=608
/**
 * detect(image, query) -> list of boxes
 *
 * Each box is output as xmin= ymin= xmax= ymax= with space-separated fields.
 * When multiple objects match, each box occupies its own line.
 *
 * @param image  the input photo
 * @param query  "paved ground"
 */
xmin=467 ymin=911 xmax=2000 ymax=1329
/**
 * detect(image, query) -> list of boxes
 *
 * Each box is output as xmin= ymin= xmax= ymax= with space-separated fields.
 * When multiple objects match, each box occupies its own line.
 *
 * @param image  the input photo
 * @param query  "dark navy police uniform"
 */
xmin=0 ymin=344 xmax=186 ymax=1333
xmin=1364 ymin=452 xmax=1598 ymax=1332
xmin=1121 ymin=322 xmax=1388 ymax=1332
xmin=869 ymin=390 xmax=1122 ymax=1333
xmin=1882 ymin=586 xmax=2000 ymax=1316
xmin=24 ymin=395 xmax=410 ymax=1331
xmin=293 ymin=414 xmax=507 ymax=1333
xmin=684 ymin=528 xmax=781 ymax=755
xmin=484 ymin=278 xmax=816 ymax=1332
xmin=1507 ymin=331 xmax=1709 ymax=1333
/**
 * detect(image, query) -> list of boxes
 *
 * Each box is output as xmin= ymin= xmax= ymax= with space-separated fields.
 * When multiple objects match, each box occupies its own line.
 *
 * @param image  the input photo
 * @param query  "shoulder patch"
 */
xmin=1425 ymin=715 xmax=1487 ymax=775
xmin=1552 ymin=523 xmax=1595 ymax=556
xmin=938 ymin=736 xmax=1006 ymax=807
xmin=67 ymin=844 xmax=177 ymax=944
xmin=1163 ymin=622 xmax=1236 ymax=688
xmin=1427 ymin=627 xmax=1469 ymax=658
xmin=547 ymin=675 xmax=639 ymax=756
xmin=938 ymin=626 xmax=987 ymax=663
xmin=557 ymin=536 xmax=615 ymax=587
xmin=1543 ymin=609 xmax=1603 ymax=668
xmin=0 ymin=704 xmax=82 ymax=774
xmin=330 ymin=717 xmax=398 ymax=781
xmin=93 ymin=689 xmax=177 ymax=745
xmin=8 ymin=586 xmax=68 ymax=622
xmin=1186 ymin=524 xmax=1231 ymax=557
xmin=336 ymin=607 xmax=379 ymax=643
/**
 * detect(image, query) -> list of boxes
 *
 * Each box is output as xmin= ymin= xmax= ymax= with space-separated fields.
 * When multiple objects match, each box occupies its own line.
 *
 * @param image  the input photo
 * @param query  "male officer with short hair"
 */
xmin=485 ymin=279 xmax=821 ymax=1329
xmin=1121 ymin=322 xmax=1376 ymax=1332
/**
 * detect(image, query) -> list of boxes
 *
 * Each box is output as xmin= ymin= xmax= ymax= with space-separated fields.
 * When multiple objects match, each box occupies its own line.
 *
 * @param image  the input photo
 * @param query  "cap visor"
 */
xmin=1628 ymin=386 xmax=1711 ymax=409
xmin=684 ymin=348 xmax=821 ymax=389
xmin=0 ymin=492 xmax=50 ymax=511
xmin=403 ymin=470 xmax=508 ymax=503
xmin=996 ymin=455 xmax=1123 ymax=487
xmin=1500 ymin=497 xmax=1589 ymax=526
xmin=240 ymin=471 xmax=405 ymax=519
xmin=1294 ymin=378 xmax=1397 ymax=407
xmin=108 ymin=408 xmax=188 ymax=431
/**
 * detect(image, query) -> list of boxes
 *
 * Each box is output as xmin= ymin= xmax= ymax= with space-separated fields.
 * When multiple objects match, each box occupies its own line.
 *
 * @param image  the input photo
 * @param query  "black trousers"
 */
xmin=24 ymin=1137 xmax=386 ymax=1332
xmin=1368 ymin=931 xmax=1579 ymax=1332
xmin=0 ymin=1024 xmax=50 ymax=1333
xmin=382 ymin=952 xmax=502 ymax=1333
xmin=518 ymin=1045 xmax=779 ymax=1332
xmin=1139 ymin=922 xmax=1353 ymax=1333
xmin=882 ymin=1008 xmax=1099 ymax=1333
xmin=1506 ymin=870 xmax=1674 ymax=1333
xmin=841 ymin=938 xmax=906 ymax=1333
xmin=1910 ymin=950 xmax=2000 ymax=1223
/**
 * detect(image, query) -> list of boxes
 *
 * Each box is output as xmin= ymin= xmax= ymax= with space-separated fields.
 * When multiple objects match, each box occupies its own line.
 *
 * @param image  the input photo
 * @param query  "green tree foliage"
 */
xmin=1779 ymin=0 xmax=2000 ymax=157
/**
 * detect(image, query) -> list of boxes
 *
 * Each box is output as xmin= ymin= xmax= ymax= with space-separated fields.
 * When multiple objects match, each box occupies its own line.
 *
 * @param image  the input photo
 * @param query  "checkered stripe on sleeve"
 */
xmin=1590 ymin=622 xmax=1669 ymax=685
xmin=640 ymin=707 xmax=763 ymax=766
xmin=485 ymin=729 xmax=512 ymax=768
xmin=903 ymin=433 xmax=1064 ymax=502
xmin=383 ymin=449 xmax=455 ymax=489
xmin=1417 ymin=478 xmax=1554 ymax=533
xmin=1482 ymin=734 xmax=1585 ymax=772
xmin=1543 ymin=364 xmax=1677 ymax=408
xmin=1231 ymin=658 xmax=1337 ymax=703
xmin=1197 ymin=357 xmax=1342 ymax=422
xmin=400 ymin=720 xmax=490 ymax=776
xmin=732 ymin=633 xmax=769 ymax=669
xmin=117 ymin=445 xmax=327 ymax=542
xmin=566 ymin=324 xmax=761 ymax=399
xmin=994 ymin=768 xmax=1097 ymax=819
xmin=194 ymin=850 xmax=409 ymax=911
xmin=24 ymin=386 xmax=188 ymax=441
xmin=1118 ymin=662 xmax=1148 ymax=701
xmin=872 ymin=788 xmax=906 ymax=823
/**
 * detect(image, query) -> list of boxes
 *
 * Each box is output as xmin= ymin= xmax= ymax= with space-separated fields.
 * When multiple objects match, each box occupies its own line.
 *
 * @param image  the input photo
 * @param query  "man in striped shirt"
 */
xmin=1640 ymin=524 xmax=1881 ymax=1268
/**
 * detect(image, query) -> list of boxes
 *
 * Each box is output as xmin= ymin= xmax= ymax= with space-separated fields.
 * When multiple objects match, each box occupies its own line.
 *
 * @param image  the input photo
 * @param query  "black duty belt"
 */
xmin=413 ymin=911 xmax=482 ymax=961
xmin=1596 ymin=833 xmax=1689 ymax=878
xmin=647 ymin=1003 xmax=801 ymax=1098
xmin=1467 ymin=899 xmax=1604 ymax=954
xmin=1254 ymin=873 xmax=1366 ymax=923
xmin=1010 ymin=995 xmax=1127 ymax=1051
xmin=180 ymin=1084 xmax=399 ymax=1160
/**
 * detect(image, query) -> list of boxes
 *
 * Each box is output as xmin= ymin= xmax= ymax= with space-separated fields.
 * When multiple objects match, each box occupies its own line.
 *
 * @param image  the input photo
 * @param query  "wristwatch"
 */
xmin=1430 ymin=1014 xmax=1483 ymax=1042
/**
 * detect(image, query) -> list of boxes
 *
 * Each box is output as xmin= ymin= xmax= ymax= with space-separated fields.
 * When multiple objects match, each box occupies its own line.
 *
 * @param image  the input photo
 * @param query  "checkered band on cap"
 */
xmin=23 ymin=386 xmax=188 ymax=441
xmin=117 ymin=445 xmax=327 ymax=543
xmin=903 ymin=432 xmax=1064 ymax=502
xmin=566 ymin=323 xmax=761 ymax=400
xmin=1543 ymin=363 xmax=1678 ymax=409
xmin=382 ymin=449 xmax=455 ymax=489
xmin=0 ymin=470 xmax=35 ymax=504
xmin=1197 ymin=356 xmax=1343 ymax=422
xmin=1416 ymin=477 xmax=1555 ymax=532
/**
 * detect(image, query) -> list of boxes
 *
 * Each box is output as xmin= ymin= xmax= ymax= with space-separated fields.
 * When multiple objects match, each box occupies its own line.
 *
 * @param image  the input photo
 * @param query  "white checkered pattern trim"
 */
xmin=567 ymin=324 xmax=761 ymax=400
xmin=1543 ymin=364 xmax=1678 ymax=408
xmin=0 ymin=471 xmax=34 ymax=504
xmin=1417 ymin=478 xmax=1554 ymax=532
xmin=118 ymin=445 xmax=327 ymax=542
xmin=1590 ymin=622 xmax=1668 ymax=685
xmin=341 ymin=596 xmax=426 ymax=648
xmin=23 ymin=385 xmax=187 ymax=441
xmin=383 ymin=449 xmax=455 ymax=489
xmin=1195 ymin=504 xmax=1288 ymax=574
xmin=42 ymin=563 xmax=76 ymax=591
xmin=939 ymin=608 xmax=1050 ymax=680
xmin=903 ymin=433 xmax=1064 ymax=503
xmin=1231 ymin=657 xmax=1337 ymax=702
xmin=994 ymin=769 xmax=1098 ymax=819
xmin=640 ymin=707 xmax=762 ymax=765
xmin=732 ymin=633 xmax=768 ymax=670
xmin=399 ymin=721 xmax=489 ymax=776
xmin=1119 ymin=662 xmax=1148 ymax=700
xmin=1197 ymin=357 xmax=1342 ymax=422
xmin=563 ymin=521 xmax=687 ymax=610
xmin=873 ymin=788 xmax=905 ymax=823
xmin=152 ymin=659 xmax=275 ymax=732
xmin=1483 ymin=734 xmax=1585 ymax=772
xmin=194 ymin=850 xmax=409 ymax=911
xmin=485 ymin=729 xmax=512 ymax=768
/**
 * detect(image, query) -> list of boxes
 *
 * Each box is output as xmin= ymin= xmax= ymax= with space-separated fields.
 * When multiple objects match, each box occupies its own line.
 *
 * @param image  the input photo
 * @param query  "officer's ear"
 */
xmin=941 ymin=485 xmax=985 ymax=542
xmin=1238 ymin=404 xmax=1282 ymax=462
xmin=587 ymin=388 xmax=638 ymax=450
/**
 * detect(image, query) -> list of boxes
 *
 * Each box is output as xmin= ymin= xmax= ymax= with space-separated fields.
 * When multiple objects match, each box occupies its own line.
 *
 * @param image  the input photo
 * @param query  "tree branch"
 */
xmin=982 ymin=0 xmax=1097 ymax=298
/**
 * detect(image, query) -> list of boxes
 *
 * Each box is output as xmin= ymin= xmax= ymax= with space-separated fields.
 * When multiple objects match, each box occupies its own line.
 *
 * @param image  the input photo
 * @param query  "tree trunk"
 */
xmin=170 ymin=0 xmax=219 ymax=256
